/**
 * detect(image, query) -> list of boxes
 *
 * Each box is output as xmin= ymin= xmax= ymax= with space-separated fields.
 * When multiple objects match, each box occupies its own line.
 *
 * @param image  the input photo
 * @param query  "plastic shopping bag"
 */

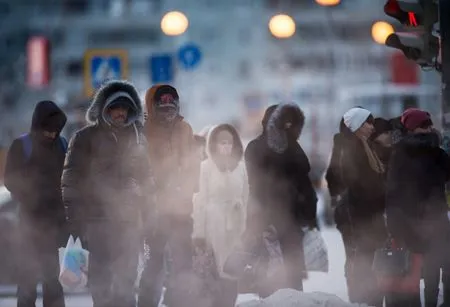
xmin=58 ymin=235 xmax=89 ymax=289
xmin=303 ymin=229 xmax=329 ymax=272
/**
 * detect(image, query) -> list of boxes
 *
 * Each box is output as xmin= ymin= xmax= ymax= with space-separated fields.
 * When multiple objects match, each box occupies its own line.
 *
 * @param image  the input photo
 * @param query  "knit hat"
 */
xmin=343 ymin=108 xmax=372 ymax=133
xmin=401 ymin=108 xmax=432 ymax=131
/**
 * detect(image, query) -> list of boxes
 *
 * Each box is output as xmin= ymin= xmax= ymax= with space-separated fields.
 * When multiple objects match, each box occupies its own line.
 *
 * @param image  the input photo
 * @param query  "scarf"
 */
xmin=361 ymin=138 xmax=385 ymax=174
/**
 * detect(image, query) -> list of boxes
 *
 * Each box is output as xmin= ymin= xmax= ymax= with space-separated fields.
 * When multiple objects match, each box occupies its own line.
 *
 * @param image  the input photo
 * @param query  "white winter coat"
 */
xmin=192 ymin=124 xmax=249 ymax=279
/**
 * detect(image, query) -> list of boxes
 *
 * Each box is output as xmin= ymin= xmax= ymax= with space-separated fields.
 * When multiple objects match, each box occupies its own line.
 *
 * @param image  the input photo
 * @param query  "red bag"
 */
xmin=375 ymin=253 xmax=423 ymax=294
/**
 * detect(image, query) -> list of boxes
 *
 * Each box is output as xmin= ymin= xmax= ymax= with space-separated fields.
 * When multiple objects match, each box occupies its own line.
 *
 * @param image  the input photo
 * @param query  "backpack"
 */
xmin=19 ymin=133 xmax=68 ymax=162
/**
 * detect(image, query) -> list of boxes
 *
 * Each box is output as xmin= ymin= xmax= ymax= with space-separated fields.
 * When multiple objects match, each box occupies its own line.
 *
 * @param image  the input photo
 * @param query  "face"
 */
xmin=374 ymin=132 xmax=392 ymax=148
xmin=216 ymin=130 xmax=233 ymax=156
xmin=356 ymin=121 xmax=375 ymax=140
xmin=42 ymin=131 xmax=57 ymax=140
xmin=413 ymin=125 xmax=433 ymax=134
xmin=108 ymin=106 xmax=128 ymax=125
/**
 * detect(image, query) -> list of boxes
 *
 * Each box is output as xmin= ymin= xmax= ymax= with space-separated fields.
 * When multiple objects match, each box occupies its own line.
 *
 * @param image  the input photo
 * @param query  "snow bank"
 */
xmin=236 ymin=289 xmax=370 ymax=307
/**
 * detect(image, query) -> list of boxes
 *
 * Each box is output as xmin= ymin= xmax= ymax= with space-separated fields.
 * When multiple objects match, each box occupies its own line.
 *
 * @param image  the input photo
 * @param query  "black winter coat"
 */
xmin=4 ymin=100 xmax=67 ymax=229
xmin=61 ymin=81 xmax=154 ymax=229
xmin=245 ymin=104 xmax=317 ymax=235
xmin=339 ymin=134 xmax=387 ymax=253
xmin=386 ymin=133 xmax=450 ymax=253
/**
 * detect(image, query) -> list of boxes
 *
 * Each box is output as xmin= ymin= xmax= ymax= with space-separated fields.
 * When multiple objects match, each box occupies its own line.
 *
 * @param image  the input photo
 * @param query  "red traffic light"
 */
xmin=384 ymin=0 xmax=420 ymax=26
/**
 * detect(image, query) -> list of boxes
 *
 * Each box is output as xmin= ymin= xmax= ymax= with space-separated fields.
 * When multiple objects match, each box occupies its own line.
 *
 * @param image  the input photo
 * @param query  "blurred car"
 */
xmin=0 ymin=185 xmax=19 ymax=283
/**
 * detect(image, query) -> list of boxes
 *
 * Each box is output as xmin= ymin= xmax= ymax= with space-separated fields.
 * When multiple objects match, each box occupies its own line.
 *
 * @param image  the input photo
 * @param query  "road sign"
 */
xmin=84 ymin=49 xmax=128 ymax=97
xmin=177 ymin=43 xmax=202 ymax=70
xmin=149 ymin=54 xmax=174 ymax=84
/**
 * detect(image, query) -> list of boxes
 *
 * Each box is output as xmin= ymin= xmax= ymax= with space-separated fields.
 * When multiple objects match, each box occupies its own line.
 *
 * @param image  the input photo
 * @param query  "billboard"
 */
xmin=26 ymin=36 xmax=50 ymax=88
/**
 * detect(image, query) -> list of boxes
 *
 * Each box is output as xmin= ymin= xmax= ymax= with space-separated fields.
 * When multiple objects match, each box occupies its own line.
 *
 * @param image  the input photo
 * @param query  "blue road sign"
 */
xmin=150 ymin=54 xmax=174 ymax=84
xmin=177 ymin=43 xmax=202 ymax=70
xmin=84 ymin=49 xmax=128 ymax=97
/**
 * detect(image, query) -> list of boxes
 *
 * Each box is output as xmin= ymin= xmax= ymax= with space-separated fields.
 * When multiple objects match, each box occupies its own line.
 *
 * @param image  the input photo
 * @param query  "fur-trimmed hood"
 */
xmin=206 ymin=124 xmax=244 ymax=171
xmin=86 ymin=80 xmax=143 ymax=126
xmin=266 ymin=103 xmax=305 ymax=154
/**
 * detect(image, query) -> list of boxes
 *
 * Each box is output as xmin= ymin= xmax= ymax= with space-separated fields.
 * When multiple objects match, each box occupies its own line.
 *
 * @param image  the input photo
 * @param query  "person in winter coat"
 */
xmin=4 ymin=100 xmax=67 ymax=307
xmin=336 ymin=107 xmax=387 ymax=307
xmin=370 ymin=118 xmax=394 ymax=165
xmin=244 ymin=103 xmax=317 ymax=295
xmin=61 ymin=80 xmax=154 ymax=307
xmin=192 ymin=124 xmax=249 ymax=307
xmin=385 ymin=108 xmax=450 ymax=307
xmin=139 ymin=84 xmax=200 ymax=307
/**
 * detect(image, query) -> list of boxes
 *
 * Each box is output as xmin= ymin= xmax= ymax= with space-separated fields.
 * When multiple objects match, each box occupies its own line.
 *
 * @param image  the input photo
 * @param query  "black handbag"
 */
xmin=372 ymin=238 xmax=411 ymax=277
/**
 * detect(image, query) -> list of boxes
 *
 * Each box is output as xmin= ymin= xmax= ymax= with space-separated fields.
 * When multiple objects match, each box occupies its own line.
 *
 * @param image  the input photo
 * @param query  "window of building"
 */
xmin=294 ymin=22 xmax=373 ymax=43
xmin=63 ymin=0 xmax=88 ymax=14
xmin=88 ymin=28 xmax=160 ymax=45
xmin=65 ymin=60 xmax=83 ymax=76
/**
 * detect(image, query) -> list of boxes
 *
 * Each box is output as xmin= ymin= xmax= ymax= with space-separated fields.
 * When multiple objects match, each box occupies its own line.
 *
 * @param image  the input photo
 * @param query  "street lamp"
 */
xmin=268 ymin=14 xmax=296 ymax=39
xmin=315 ymin=0 xmax=340 ymax=6
xmin=371 ymin=21 xmax=394 ymax=45
xmin=161 ymin=11 xmax=189 ymax=36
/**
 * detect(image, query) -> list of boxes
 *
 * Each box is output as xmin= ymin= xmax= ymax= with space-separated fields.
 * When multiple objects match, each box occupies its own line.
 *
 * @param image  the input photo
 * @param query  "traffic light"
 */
xmin=383 ymin=0 xmax=439 ymax=68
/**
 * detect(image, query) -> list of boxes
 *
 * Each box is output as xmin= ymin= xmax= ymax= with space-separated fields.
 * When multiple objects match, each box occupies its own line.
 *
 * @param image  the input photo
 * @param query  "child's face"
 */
xmin=216 ymin=130 xmax=233 ymax=156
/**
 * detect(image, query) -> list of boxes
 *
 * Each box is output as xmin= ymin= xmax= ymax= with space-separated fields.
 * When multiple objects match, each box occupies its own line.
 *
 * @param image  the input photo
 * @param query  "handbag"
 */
xmin=372 ymin=238 xmax=423 ymax=293
xmin=372 ymin=238 xmax=411 ymax=276
xmin=303 ymin=229 xmax=329 ymax=272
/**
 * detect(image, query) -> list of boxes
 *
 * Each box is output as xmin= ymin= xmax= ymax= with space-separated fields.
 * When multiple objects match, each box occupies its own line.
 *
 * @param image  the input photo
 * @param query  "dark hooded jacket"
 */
xmin=386 ymin=132 xmax=450 ymax=253
xmin=5 ymin=100 xmax=67 ymax=226
xmin=61 ymin=81 xmax=154 ymax=227
xmin=245 ymin=103 xmax=317 ymax=235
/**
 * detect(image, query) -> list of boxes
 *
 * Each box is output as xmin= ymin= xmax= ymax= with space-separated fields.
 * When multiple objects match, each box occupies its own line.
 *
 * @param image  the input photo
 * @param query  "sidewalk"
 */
xmin=0 ymin=285 xmax=87 ymax=298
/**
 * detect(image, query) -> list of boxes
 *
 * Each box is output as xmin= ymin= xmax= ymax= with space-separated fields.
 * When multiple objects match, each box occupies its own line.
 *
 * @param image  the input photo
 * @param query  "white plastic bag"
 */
xmin=303 ymin=229 xmax=329 ymax=272
xmin=58 ymin=235 xmax=89 ymax=289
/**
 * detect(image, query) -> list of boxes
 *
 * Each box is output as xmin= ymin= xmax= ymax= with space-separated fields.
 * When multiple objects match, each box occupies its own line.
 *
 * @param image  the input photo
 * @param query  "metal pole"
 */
xmin=440 ymin=0 xmax=450 ymax=151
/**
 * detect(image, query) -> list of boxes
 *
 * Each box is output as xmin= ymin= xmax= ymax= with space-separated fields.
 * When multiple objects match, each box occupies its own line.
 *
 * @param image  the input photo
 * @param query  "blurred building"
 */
xmin=0 ymin=0 xmax=441 ymax=161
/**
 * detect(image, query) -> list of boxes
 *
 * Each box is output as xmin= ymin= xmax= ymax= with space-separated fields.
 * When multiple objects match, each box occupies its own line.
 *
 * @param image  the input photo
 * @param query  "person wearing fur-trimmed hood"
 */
xmin=139 ymin=84 xmax=200 ymax=307
xmin=244 ymin=103 xmax=318 ymax=295
xmin=192 ymin=123 xmax=249 ymax=307
xmin=61 ymin=80 xmax=155 ymax=307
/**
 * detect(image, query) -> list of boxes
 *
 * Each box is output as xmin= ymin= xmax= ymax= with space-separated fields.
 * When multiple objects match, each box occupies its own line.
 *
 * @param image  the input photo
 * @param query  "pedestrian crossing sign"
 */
xmin=83 ymin=49 xmax=128 ymax=97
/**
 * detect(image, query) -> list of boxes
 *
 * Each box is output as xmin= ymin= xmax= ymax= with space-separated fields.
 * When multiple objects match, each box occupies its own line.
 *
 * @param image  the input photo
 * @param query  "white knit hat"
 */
xmin=343 ymin=108 xmax=371 ymax=132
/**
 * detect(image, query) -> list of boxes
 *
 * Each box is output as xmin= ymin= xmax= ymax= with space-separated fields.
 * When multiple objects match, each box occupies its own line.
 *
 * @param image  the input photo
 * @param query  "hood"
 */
xmin=206 ymin=124 xmax=243 ymax=171
xmin=86 ymin=80 xmax=143 ymax=127
xmin=31 ymin=100 xmax=67 ymax=134
xmin=261 ymin=104 xmax=279 ymax=132
xmin=266 ymin=103 xmax=305 ymax=154
xmin=399 ymin=132 xmax=441 ymax=149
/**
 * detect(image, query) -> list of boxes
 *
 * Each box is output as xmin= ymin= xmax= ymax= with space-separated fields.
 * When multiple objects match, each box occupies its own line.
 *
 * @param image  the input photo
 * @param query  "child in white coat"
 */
xmin=192 ymin=123 xmax=249 ymax=307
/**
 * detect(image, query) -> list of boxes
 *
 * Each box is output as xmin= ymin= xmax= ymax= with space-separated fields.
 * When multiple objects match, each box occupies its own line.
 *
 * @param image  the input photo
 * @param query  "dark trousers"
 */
xmin=214 ymin=278 xmax=238 ymax=307
xmin=279 ymin=232 xmax=305 ymax=292
xmin=346 ymin=250 xmax=382 ymax=307
xmin=385 ymin=292 xmax=421 ymax=307
xmin=86 ymin=222 xmax=140 ymax=307
xmin=138 ymin=215 xmax=193 ymax=307
xmin=16 ymin=226 xmax=65 ymax=307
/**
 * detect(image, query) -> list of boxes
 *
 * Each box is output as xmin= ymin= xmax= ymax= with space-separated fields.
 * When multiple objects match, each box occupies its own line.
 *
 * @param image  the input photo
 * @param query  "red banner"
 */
xmin=27 ymin=36 xmax=50 ymax=88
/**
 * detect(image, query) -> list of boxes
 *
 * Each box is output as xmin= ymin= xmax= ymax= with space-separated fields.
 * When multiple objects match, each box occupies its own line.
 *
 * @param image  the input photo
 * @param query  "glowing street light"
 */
xmin=161 ymin=11 xmax=189 ymax=36
xmin=268 ymin=14 xmax=296 ymax=39
xmin=315 ymin=0 xmax=341 ymax=6
xmin=371 ymin=21 xmax=395 ymax=45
